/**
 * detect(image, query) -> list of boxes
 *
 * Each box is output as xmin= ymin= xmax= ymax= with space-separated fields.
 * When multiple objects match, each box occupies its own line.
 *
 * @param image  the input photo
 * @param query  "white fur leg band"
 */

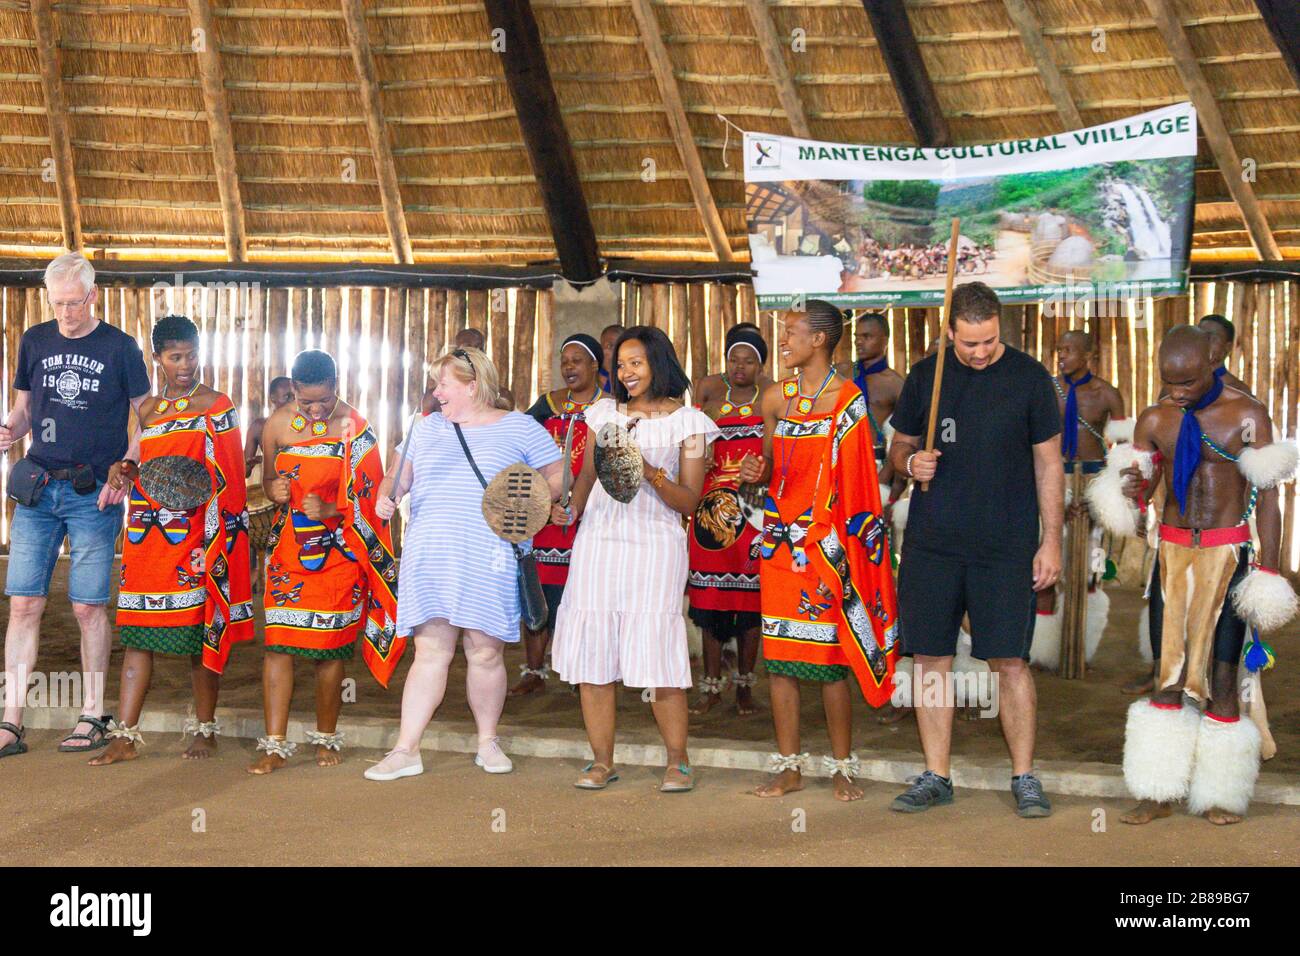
xmin=1028 ymin=606 xmax=1062 ymax=670
xmin=1187 ymin=716 xmax=1261 ymax=817
xmin=1104 ymin=417 xmax=1135 ymax=445
xmin=1231 ymin=568 xmax=1298 ymax=633
xmin=1235 ymin=440 xmax=1298 ymax=490
xmin=1122 ymin=700 xmax=1200 ymax=803
xmin=1084 ymin=444 xmax=1153 ymax=538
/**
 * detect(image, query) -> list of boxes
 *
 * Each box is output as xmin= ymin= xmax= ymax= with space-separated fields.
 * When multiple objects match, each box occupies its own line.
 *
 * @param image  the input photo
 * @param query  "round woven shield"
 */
xmin=593 ymin=422 xmax=643 ymax=504
xmin=139 ymin=454 xmax=212 ymax=511
xmin=736 ymin=481 xmax=767 ymax=532
xmin=482 ymin=463 xmax=551 ymax=543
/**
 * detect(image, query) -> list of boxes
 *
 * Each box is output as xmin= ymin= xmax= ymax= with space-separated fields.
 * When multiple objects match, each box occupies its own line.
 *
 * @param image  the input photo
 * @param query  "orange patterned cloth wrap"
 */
xmin=759 ymin=380 xmax=899 ymax=705
xmin=263 ymin=412 xmax=404 ymax=686
xmin=117 ymin=393 xmax=254 ymax=673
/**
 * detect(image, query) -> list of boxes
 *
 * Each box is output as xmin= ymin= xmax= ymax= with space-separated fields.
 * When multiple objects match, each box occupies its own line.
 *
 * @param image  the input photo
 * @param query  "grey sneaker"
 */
xmin=1012 ymin=773 xmax=1052 ymax=818
xmin=890 ymin=770 xmax=954 ymax=813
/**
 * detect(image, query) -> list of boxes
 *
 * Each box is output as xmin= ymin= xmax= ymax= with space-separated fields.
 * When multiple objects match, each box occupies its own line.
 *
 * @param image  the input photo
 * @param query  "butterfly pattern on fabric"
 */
xmin=175 ymin=565 xmax=203 ymax=588
xmin=127 ymin=488 xmax=193 ymax=546
xmin=845 ymin=509 xmax=888 ymax=566
xmin=222 ymin=507 xmax=250 ymax=553
xmin=291 ymin=511 xmax=357 ymax=571
xmin=268 ymin=561 xmax=292 ymax=588
xmin=271 ymin=582 xmax=304 ymax=606
xmin=357 ymin=472 xmax=374 ymax=499
xmin=797 ymin=586 xmax=834 ymax=621
xmin=760 ymin=497 xmax=814 ymax=565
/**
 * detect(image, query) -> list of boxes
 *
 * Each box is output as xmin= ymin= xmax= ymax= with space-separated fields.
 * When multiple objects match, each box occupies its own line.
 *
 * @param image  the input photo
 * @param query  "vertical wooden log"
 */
xmin=907 ymin=308 xmax=926 ymax=365
xmin=385 ymin=287 xmax=406 ymax=453
xmin=670 ymin=284 xmax=688 ymax=371
xmin=4 ymin=288 xmax=28 ymax=536
xmin=309 ymin=287 xmax=324 ymax=349
xmin=1022 ymin=303 xmax=1039 ymax=363
xmin=446 ymin=289 xmax=467 ymax=337
xmin=761 ymin=307 xmax=776 ymax=379
xmin=688 ymin=284 xmax=707 ymax=383
xmin=1134 ymin=298 xmax=1151 ymax=411
xmin=720 ymin=283 xmax=736 ymax=335
xmin=1269 ymin=284 xmax=1285 ymax=433
xmin=364 ymin=287 xmax=384 ymax=425
xmin=406 ymin=287 xmax=427 ymax=408
xmin=267 ymin=288 xmax=289 ymax=386
xmin=638 ymin=283 xmax=654 ymax=327
xmin=887 ymin=309 xmax=904 ymax=371
xmin=466 ymin=290 xmax=487 ymax=342
xmin=321 ymin=287 xmax=342 ymax=359
xmin=490 ymin=287 xmax=510 ymax=386
xmin=344 ymin=289 xmax=363 ymax=404
xmin=201 ymin=286 xmax=218 ymax=387
xmin=1234 ymin=283 xmax=1255 ymax=389
xmin=292 ymin=285 xmax=309 ymax=358
xmin=738 ymin=283 xmax=756 ymax=326
xmin=512 ymin=288 xmax=537 ymax=409
xmin=245 ymin=283 xmax=267 ymax=424
xmin=535 ymin=289 xmax=554 ymax=394
xmin=926 ymin=307 xmax=940 ymax=350
xmin=1114 ymin=301 xmax=1133 ymax=414
xmin=707 ymin=283 xmax=724 ymax=376
xmin=621 ymin=280 xmax=637 ymax=328
xmin=650 ymin=283 xmax=669 ymax=330
xmin=1255 ymin=285 xmax=1272 ymax=413
xmin=1040 ymin=303 xmax=1057 ymax=371
xmin=427 ymin=289 xmax=447 ymax=367
xmin=227 ymin=286 xmax=245 ymax=414
xmin=1283 ymin=282 xmax=1300 ymax=574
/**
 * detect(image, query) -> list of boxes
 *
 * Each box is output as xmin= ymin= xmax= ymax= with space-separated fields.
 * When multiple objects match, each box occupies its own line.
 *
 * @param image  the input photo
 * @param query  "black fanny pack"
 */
xmin=6 ymin=458 xmax=96 ymax=506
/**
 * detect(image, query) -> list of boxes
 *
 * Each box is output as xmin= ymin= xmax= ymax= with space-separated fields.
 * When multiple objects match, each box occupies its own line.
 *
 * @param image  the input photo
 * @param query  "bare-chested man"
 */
xmin=1029 ymin=331 xmax=1128 ymax=669
xmin=1088 ymin=325 xmax=1295 ymax=825
xmin=835 ymin=311 xmax=906 ymax=504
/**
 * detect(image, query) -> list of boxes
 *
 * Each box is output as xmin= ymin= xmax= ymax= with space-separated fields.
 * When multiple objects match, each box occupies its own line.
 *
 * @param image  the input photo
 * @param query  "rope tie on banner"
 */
xmin=716 ymin=114 xmax=746 ymax=169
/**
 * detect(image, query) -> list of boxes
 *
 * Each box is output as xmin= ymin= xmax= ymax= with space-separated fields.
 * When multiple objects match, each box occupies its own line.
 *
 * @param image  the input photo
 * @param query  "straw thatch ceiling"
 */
xmin=0 ymin=0 xmax=1296 ymax=267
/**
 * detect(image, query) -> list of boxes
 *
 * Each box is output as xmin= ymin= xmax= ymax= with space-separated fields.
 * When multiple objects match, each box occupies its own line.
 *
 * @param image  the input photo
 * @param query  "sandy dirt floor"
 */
xmin=3 ymin=728 xmax=1295 ymax=867
xmin=4 ymin=558 xmax=1296 ymax=773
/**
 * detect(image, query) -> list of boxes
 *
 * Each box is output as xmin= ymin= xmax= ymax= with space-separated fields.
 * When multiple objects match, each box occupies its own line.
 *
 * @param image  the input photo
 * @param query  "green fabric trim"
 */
xmin=120 ymin=624 xmax=204 ymax=656
xmin=265 ymin=642 xmax=356 ymax=661
xmin=764 ymin=658 xmax=849 ymax=683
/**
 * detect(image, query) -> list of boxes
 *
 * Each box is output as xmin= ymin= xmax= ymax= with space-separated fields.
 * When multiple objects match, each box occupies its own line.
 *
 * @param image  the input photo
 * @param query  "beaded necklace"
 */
xmin=775 ymin=368 xmax=834 ymax=498
xmin=291 ymin=396 xmax=340 ymax=437
xmin=718 ymin=378 xmax=758 ymax=417
xmin=561 ymin=387 xmax=599 ymax=415
xmin=154 ymin=380 xmax=200 ymax=415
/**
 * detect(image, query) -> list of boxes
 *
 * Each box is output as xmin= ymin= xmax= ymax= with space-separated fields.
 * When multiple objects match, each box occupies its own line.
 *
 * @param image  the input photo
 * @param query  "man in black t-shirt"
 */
xmin=886 ymin=282 xmax=1064 ymax=818
xmin=0 ymin=253 xmax=152 ymax=759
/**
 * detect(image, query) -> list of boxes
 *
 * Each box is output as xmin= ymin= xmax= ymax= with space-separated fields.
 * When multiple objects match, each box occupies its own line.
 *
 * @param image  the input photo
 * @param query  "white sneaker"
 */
xmin=364 ymin=747 xmax=424 ymax=781
xmin=474 ymin=738 xmax=513 ymax=774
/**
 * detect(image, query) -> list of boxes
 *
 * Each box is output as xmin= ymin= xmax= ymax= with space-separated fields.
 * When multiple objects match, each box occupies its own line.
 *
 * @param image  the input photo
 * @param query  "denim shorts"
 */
xmin=5 ymin=479 xmax=122 ymax=605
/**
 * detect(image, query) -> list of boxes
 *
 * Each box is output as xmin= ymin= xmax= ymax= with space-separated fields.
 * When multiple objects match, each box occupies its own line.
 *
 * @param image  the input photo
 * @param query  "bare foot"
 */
xmin=316 ymin=746 xmax=342 ymax=767
xmin=183 ymin=735 xmax=217 ymax=760
xmin=1204 ymin=807 xmax=1243 ymax=826
xmin=88 ymin=738 xmax=137 ymax=766
xmin=247 ymin=753 xmax=286 ymax=775
xmin=1122 ymin=671 xmax=1155 ymax=695
xmin=507 ymin=672 xmax=546 ymax=698
xmin=736 ymin=685 xmax=759 ymax=716
xmin=689 ymin=691 xmax=722 ymax=716
xmin=875 ymin=703 xmax=912 ymax=725
xmin=1120 ymin=800 xmax=1173 ymax=825
xmin=832 ymin=772 xmax=864 ymax=802
xmin=754 ymin=769 xmax=803 ymax=797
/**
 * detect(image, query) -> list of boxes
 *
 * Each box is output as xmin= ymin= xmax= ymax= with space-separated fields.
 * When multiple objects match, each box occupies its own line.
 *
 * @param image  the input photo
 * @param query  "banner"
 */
xmin=743 ymin=103 xmax=1197 ymax=309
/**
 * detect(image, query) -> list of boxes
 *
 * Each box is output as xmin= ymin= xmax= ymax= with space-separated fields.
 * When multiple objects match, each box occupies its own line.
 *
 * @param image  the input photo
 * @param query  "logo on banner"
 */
xmin=749 ymin=137 xmax=781 ymax=170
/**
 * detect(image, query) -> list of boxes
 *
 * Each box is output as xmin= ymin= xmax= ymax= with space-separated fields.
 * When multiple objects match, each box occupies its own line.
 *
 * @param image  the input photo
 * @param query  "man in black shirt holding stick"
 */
xmin=887 ymin=282 xmax=1064 ymax=817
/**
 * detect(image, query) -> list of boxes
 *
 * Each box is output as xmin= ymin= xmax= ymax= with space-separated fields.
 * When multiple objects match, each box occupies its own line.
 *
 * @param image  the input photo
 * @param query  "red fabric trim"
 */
xmin=1148 ymin=701 xmax=1183 ymax=711
xmin=1205 ymin=711 xmax=1240 ymax=723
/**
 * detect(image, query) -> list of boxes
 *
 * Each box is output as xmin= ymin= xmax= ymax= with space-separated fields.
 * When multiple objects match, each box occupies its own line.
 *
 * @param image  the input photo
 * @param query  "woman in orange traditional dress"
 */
xmin=687 ymin=327 xmax=767 ymax=717
xmin=91 ymin=316 xmax=253 ymax=765
xmin=247 ymin=349 xmax=402 ymax=774
xmin=509 ymin=333 xmax=607 ymax=698
xmin=738 ymin=301 xmax=899 ymax=801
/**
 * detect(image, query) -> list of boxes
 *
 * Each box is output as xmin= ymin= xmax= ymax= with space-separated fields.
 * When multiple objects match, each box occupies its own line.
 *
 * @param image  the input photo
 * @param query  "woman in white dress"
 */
xmin=552 ymin=326 xmax=720 ymax=792
xmin=366 ymin=347 xmax=563 ymax=782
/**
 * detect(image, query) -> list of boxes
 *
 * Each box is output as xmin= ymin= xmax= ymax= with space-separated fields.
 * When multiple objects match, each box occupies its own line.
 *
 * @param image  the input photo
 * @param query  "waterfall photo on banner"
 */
xmin=743 ymin=102 xmax=1197 ymax=308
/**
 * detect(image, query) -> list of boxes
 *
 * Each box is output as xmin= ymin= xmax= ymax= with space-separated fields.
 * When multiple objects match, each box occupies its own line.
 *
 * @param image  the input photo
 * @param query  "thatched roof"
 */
xmin=0 ymin=0 xmax=1296 ymax=266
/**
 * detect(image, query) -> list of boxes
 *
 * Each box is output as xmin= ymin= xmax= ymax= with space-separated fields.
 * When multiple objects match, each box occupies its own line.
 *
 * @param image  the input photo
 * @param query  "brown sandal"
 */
xmin=574 ymin=762 xmax=619 ymax=790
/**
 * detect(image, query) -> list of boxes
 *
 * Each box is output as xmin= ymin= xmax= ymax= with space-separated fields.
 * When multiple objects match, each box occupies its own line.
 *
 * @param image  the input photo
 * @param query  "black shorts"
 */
xmin=897 ymin=546 xmax=1036 ymax=661
xmin=1146 ymin=548 xmax=1248 ymax=665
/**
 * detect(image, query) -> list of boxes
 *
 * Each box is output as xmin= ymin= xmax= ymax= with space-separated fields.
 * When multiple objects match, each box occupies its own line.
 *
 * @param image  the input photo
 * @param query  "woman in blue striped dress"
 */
xmin=365 ymin=347 xmax=563 ymax=782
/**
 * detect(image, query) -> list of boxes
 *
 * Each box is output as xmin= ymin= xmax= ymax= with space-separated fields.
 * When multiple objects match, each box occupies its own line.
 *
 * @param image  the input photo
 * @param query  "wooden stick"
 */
xmin=920 ymin=218 xmax=961 ymax=492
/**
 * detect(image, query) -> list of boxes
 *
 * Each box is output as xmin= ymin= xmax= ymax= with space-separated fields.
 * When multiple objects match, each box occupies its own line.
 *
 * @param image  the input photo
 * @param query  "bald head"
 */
xmin=454 ymin=327 xmax=486 ymax=351
xmin=1159 ymin=325 xmax=1215 ymax=407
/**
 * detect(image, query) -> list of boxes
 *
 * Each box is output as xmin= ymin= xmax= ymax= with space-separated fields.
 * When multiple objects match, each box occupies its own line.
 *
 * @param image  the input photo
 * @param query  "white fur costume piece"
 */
xmin=1137 ymin=609 xmax=1153 ymax=663
xmin=1104 ymin=417 xmax=1135 ymax=445
xmin=1235 ymin=440 xmax=1298 ymax=490
xmin=1030 ymin=589 xmax=1110 ymax=669
xmin=1187 ymin=716 xmax=1261 ymax=817
xmin=1229 ymin=441 xmax=1300 ymax=634
xmin=1122 ymin=700 xmax=1201 ymax=803
xmin=1085 ymin=444 xmax=1154 ymax=538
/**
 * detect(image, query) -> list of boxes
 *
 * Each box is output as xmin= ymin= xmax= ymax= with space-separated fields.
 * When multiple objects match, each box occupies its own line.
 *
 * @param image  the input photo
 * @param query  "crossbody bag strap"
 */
xmin=453 ymin=422 xmax=524 ymax=560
